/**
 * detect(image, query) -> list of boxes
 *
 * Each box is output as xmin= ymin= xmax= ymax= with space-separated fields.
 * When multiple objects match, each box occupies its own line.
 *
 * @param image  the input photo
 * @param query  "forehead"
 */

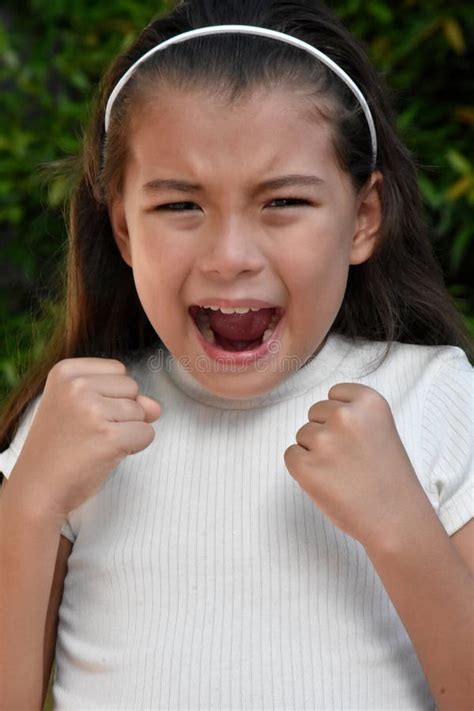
xmin=125 ymin=86 xmax=340 ymax=184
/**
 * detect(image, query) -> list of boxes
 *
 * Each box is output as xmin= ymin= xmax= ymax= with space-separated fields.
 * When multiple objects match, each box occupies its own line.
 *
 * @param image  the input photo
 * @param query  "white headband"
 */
xmin=104 ymin=24 xmax=377 ymax=168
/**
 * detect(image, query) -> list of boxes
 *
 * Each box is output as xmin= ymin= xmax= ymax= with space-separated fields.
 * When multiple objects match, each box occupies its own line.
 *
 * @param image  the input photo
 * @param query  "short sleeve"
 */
xmin=422 ymin=352 xmax=474 ymax=536
xmin=0 ymin=395 xmax=76 ymax=543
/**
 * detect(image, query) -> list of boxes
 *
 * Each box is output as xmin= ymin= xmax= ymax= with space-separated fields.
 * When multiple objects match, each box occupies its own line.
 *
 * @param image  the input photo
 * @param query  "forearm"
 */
xmin=365 ymin=494 xmax=474 ymax=711
xmin=0 ymin=474 xmax=64 ymax=710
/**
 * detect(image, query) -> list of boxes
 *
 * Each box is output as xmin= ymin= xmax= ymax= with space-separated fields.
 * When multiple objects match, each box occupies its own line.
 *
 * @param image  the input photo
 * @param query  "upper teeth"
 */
xmin=201 ymin=306 xmax=261 ymax=314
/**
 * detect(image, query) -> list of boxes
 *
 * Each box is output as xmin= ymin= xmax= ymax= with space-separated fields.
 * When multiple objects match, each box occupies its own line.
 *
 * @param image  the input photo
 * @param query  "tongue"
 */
xmin=209 ymin=307 xmax=274 ymax=340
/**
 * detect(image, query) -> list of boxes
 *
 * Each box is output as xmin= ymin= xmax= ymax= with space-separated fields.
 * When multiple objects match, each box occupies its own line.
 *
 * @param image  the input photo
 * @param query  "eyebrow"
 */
xmin=141 ymin=174 xmax=326 ymax=195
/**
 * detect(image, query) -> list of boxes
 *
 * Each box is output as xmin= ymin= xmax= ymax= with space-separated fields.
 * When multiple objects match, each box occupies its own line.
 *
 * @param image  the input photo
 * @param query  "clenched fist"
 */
xmin=284 ymin=382 xmax=428 ymax=550
xmin=7 ymin=357 xmax=162 ymax=522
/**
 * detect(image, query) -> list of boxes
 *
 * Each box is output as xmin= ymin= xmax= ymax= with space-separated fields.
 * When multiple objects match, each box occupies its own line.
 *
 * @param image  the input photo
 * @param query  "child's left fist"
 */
xmin=284 ymin=382 xmax=427 ymax=550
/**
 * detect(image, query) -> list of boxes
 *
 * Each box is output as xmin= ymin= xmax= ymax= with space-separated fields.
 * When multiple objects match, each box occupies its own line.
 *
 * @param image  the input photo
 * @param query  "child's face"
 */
xmin=110 ymin=86 xmax=381 ymax=398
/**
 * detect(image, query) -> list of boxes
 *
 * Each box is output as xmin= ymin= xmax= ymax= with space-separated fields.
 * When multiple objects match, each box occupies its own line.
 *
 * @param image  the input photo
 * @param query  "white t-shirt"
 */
xmin=1 ymin=333 xmax=472 ymax=710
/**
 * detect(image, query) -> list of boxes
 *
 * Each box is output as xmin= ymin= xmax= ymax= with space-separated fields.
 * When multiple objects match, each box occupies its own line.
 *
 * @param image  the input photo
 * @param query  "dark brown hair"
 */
xmin=1 ymin=0 xmax=472 ymax=454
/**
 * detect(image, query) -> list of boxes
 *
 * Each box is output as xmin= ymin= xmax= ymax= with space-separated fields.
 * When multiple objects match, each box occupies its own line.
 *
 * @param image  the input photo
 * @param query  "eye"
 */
xmin=154 ymin=202 xmax=200 ymax=211
xmin=267 ymin=198 xmax=311 ymax=208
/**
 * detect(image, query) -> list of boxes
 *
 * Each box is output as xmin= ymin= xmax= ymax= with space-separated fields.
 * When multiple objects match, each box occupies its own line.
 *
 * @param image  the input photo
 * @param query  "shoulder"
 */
xmin=390 ymin=340 xmax=472 ymax=374
xmin=390 ymin=341 xmax=472 ymax=410
xmin=343 ymin=336 xmax=472 ymax=393
xmin=351 ymin=340 xmax=472 ymax=537
xmin=335 ymin=338 xmax=472 ymax=457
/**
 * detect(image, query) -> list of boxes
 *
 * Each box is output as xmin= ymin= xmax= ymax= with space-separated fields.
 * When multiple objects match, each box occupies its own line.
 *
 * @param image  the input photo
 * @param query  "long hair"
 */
xmin=1 ymin=0 xmax=472 ymax=453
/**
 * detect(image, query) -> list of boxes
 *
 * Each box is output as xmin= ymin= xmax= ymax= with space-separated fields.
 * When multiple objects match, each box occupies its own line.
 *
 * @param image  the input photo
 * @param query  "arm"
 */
xmin=0 ymin=471 xmax=68 ymax=710
xmin=364 ymin=495 xmax=474 ymax=711
xmin=284 ymin=379 xmax=473 ymax=709
xmin=42 ymin=533 xmax=72 ymax=708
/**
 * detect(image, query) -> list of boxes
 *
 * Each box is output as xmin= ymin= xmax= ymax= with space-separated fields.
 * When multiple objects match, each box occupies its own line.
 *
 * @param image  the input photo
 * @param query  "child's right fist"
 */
xmin=7 ymin=357 xmax=161 ymax=521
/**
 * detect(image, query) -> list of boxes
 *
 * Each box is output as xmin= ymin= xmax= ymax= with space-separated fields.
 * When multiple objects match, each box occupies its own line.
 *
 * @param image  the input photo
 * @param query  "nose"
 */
xmin=197 ymin=216 xmax=265 ymax=281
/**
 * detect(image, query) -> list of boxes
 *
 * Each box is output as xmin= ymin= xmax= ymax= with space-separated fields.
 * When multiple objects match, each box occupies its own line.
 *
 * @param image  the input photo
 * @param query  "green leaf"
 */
xmin=441 ymin=18 xmax=466 ymax=54
xmin=446 ymin=149 xmax=472 ymax=175
xmin=449 ymin=227 xmax=472 ymax=274
xmin=48 ymin=176 xmax=69 ymax=208
xmin=418 ymin=174 xmax=442 ymax=209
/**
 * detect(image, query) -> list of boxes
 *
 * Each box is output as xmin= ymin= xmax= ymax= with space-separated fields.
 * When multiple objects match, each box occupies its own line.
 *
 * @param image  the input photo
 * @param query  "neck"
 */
xmin=160 ymin=333 xmax=354 ymax=410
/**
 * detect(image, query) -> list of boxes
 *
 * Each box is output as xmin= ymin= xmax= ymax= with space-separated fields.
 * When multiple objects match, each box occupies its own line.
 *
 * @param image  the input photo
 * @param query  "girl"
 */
xmin=0 ymin=0 xmax=472 ymax=709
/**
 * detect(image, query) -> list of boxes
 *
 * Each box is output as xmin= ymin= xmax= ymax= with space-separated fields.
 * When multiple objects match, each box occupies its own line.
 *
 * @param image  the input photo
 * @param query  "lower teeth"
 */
xmin=202 ymin=327 xmax=215 ymax=344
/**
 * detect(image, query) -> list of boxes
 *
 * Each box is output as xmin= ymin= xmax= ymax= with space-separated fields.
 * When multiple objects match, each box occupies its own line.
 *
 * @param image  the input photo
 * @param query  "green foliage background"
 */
xmin=1 ymin=0 xmax=473 ymax=411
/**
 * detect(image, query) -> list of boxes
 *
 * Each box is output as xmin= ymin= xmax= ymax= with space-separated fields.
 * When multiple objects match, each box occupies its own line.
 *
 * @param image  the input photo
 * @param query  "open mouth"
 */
xmin=188 ymin=305 xmax=284 ymax=352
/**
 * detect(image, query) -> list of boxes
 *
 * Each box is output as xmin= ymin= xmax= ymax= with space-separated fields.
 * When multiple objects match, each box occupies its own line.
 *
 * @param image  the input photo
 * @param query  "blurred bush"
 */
xmin=0 ymin=0 xmax=473 ymax=406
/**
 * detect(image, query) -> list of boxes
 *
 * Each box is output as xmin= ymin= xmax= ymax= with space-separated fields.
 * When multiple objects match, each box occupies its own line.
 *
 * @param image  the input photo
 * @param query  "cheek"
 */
xmin=131 ymin=261 xmax=188 ymax=343
xmin=131 ymin=226 xmax=192 ymax=292
xmin=277 ymin=226 xmax=352 ymax=327
xmin=278 ymin=234 xmax=348 ymax=294
xmin=127 ymin=250 xmax=186 ymax=332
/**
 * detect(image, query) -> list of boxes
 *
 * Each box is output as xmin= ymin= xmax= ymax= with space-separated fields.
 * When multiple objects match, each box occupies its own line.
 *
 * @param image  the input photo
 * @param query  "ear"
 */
xmin=349 ymin=171 xmax=383 ymax=265
xmin=109 ymin=198 xmax=132 ymax=267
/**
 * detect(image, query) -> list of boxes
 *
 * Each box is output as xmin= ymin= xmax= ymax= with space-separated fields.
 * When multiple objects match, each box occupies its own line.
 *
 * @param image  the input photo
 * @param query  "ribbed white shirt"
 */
xmin=1 ymin=333 xmax=472 ymax=710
